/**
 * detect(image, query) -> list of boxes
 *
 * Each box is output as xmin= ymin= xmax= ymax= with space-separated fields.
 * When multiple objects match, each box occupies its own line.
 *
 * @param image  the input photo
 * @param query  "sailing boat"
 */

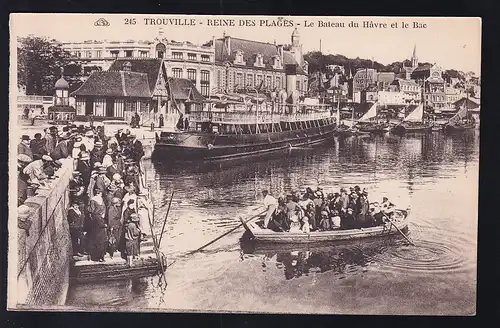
xmin=391 ymin=103 xmax=432 ymax=134
xmin=356 ymin=101 xmax=387 ymax=133
xmin=444 ymin=94 xmax=476 ymax=133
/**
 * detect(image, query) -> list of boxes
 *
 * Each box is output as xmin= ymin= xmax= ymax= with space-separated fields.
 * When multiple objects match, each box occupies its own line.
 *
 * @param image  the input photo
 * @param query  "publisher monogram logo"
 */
xmin=94 ymin=18 xmax=110 ymax=27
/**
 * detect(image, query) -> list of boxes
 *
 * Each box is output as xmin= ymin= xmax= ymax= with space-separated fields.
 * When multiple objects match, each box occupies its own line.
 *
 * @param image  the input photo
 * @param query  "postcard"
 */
xmin=9 ymin=14 xmax=480 ymax=315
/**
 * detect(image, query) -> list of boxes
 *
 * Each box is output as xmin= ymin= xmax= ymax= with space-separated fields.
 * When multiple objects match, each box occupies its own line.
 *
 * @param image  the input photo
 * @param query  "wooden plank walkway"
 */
xmin=70 ymin=235 xmax=164 ymax=283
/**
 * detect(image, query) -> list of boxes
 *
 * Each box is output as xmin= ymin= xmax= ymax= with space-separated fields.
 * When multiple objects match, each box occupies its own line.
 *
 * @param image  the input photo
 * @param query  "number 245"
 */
xmin=125 ymin=18 xmax=136 ymax=25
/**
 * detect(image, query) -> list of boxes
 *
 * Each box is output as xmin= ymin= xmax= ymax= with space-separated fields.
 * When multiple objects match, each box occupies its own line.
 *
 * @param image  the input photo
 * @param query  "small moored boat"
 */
xmin=240 ymin=208 xmax=409 ymax=244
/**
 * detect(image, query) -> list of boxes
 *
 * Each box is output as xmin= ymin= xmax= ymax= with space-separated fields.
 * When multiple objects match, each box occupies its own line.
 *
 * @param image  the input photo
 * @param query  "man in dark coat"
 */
xmin=67 ymin=202 xmax=85 ymax=256
xmin=17 ymin=154 xmax=32 ymax=206
xmin=77 ymin=152 xmax=92 ymax=189
xmin=50 ymin=133 xmax=71 ymax=160
xmin=18 ymin=135 xmax=33 ymax=161
xmin=30 ymin=133 xmax=47 ymax=160
xmin=106 ymin=197 xmax=122 ymax=258
xmin=45 ymin=126 xmax=58 ymax=155
xmin=129 ymin=135 xmax=144 ymax=163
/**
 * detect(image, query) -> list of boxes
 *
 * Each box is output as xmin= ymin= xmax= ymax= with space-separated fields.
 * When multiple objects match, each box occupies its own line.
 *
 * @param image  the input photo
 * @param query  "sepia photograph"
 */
xmin=8 ymin=14 xmax=480 ymax=315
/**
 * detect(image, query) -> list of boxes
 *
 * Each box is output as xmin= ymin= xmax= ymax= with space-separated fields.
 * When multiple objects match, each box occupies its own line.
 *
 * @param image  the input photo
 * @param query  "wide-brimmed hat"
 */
xmin=98 ymin=167 xmax=108 ymax=174
xmin=41 ymin=155 xmax=53 ymax=161
xmin=112 ymin=173 xmax=121 ymax=181
xmin=18 ymin=204 xmax=31 ymax=219
xmin=340 ymin=187 xmax=347 ymax=192
xmin=321 ymin=211 xmax=329 ymax=216
xmin=95 ymin=141 xmax=103 ymax=146
xmin=290 ymin=215 xmax=299 ymax=222
xmin=18 ymin=154 xmax=32 ymax=163
xmin=93 ymin=162 xmax=102 ymax=168
xmin=85 ymin=131 xmax=93 ymax=137
xmin=72 ymin=171 xmax=81 ymax=175
xmin=21 ymin=135 xmax=30 ymax=141
xmin=347 ymin=208 xmax=353 ymax=212
xmin=106 ymin=148 xmax=113 ymax=154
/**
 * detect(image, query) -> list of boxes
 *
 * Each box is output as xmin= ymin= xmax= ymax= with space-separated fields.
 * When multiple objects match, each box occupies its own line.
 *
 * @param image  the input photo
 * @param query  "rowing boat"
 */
xmin=240 ymin=209 xmax=409 ymax=244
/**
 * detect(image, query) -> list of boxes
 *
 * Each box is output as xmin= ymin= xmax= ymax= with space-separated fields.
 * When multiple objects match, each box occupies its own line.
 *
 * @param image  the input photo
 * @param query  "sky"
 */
xmin=10 ymin=14 xmax=481 ymax=74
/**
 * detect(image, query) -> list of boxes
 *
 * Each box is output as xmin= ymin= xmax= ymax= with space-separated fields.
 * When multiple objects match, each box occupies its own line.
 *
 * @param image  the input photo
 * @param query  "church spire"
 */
xmin=411 ymin=44 xmax=418 ymax=68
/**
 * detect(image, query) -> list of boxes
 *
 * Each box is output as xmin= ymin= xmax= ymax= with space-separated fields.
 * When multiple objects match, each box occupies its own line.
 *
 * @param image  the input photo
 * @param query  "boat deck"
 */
xmin=70 ymin=234 xmax=164 ymax=283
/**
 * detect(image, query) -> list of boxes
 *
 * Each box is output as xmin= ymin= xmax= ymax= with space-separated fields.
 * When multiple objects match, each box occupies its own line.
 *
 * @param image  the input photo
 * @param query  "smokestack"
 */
xmin=285 ymin=64 xmax=298 ymax=105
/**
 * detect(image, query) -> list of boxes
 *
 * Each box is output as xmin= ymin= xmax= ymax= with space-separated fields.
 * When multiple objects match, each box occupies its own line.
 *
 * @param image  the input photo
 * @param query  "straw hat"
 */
xmin=93 ymin=162 xmax=102 ymax=168
xmin=112 ymin=173 xmax=121 ymax=181
xmin=321 ymin=211 xmax=328 ymax=216
xmin=106 ymin=148 xmax=113 ymax=154
xmin=112 ymin=197 xmax=121 ymax=205
xmin=18 ymin=154 xmax=32 ymax=163
xmin=290 ymin=215 xmax=299 ymax=222
xmin=41 ymin=155 xmax=53 ymax=161
xmin=18 ymin=205 xmax=31 ymax=220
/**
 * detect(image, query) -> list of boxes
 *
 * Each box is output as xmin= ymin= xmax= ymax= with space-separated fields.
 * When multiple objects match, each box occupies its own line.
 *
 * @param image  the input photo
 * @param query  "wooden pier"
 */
xmin=69 ymin=234 xmax=165 ymax=284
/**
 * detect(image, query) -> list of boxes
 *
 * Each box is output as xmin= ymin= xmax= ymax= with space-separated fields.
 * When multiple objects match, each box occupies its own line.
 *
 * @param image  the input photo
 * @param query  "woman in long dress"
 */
xmin=124 ymin=213 xmax=141 ymax=266
xmin=87 ymin=190 xmax=108 ymax=262
xmin=136 ymin=190 xmax=152 ymax=239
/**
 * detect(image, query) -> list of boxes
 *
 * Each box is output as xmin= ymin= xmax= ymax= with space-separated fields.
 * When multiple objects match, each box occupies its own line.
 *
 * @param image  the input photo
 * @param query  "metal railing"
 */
xmin=190 ymin=110 xmax=332 ymax=124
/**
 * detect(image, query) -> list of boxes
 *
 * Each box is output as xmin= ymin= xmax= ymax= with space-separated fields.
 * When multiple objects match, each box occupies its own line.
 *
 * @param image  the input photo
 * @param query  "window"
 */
xmin=201 ymin=84 xmax=209 ymax=97
xmin=86 ymin=51 xmax=92 ymax=58
xmin=201 ymin=55 xmax=210 ymax=62
xmin=296 ymin=81 xmax=300 ymax=91
xmin=273 ymin=56 xmax=281 ymax=69
xmin=200 ymin=70 xmax=210 ymax=97
xmin=236 ymin=73 xmax=243 ymax=88
xmin=187 ymin=69 xmax=197 ymax=83
xmin=276 ymin=76 xmax=281 ymax=89
xmin=75 ymin=51 xmax=82 ymax=58
xmin=172 ymin=68 xmax=183 ymax=78
xmin=188 ymin=53 xmax=197 ymax=61
xmin=156 ymin=43 xmax=166 ymax=59
xmin=266 ymin=76 xmax=272 ymax=88
xmin=254 ymin=54 xmax=264 ymax=67
xmin=139 ymin=51 xmax=149 ymax=58
xmin=235 ymin=50 xmax=244 ymax=64
xmin=247 ymin=74 xmax=254 ymax=87
xmin=125 ymin=50 xmax=133 ymax=57
xmin=172 ymin=52 xmax=183 ymax=59
xmin=96 ymin=50 xmax=101 ymax=58
xmin=256 ymin=75 xmax=263 ymax=87
xmin=110 ymin=50 xmax=119 ymax=58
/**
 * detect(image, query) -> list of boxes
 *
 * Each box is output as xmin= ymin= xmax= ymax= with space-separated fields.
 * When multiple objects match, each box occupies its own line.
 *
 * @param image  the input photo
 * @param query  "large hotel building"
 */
xmin=61 ymin=29 xmax=308 ymax=98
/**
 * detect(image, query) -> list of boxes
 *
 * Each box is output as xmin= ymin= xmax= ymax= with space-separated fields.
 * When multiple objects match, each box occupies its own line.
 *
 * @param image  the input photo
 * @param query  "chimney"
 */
xmin=277 ymin=45 xmax=284 ymax=63
xmin=285 ymin=64 xmax=298 ymax=106
xmin=224 ymin=35 xmax=231 ymax=55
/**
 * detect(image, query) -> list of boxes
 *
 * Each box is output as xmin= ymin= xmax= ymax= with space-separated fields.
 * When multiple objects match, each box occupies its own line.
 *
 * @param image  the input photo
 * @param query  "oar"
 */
xmin=382 ymin=211 xmax=415 ymax=246
xmin=157 ymin=190 xmax=174 ymax=247
xmin=187 ymin=209 xmax=266 ymax=255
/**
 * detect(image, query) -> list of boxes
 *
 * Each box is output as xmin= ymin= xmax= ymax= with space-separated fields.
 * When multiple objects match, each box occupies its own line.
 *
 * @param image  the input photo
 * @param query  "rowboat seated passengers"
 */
xmin=262 ymin=187 xmax=397 ymax=233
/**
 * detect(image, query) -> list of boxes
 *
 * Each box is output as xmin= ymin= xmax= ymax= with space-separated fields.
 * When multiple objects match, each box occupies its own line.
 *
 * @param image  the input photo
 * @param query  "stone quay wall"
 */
xmin=16 ymin=159 xmax=73 ymax=306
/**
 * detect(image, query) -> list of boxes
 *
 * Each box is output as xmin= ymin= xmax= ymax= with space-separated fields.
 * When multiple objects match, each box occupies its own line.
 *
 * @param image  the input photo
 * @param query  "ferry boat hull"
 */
xmin=443 ymin=122 xmax=476 ymax=133
xmin=155 ymin=124 xmax=336 ymax=161
xmin=391 ymin=123 xmax=433 ymax=134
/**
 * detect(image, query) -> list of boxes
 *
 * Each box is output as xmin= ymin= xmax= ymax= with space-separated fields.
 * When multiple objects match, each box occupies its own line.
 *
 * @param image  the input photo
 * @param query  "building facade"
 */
xmin=61 ymin=32 xmax=215 ymax=97
xmin=212 ymin=29 xmax=308 ymax=96
xmin=353 ymin=68 xmax=377 ymax=94
xmin=391 ymin=79 xmax=421 ymax=104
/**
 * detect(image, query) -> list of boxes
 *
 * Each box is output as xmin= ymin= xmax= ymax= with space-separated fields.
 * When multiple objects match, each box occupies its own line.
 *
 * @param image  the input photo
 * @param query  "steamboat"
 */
xmin=155 ymin=65 xmax=337 ymax=161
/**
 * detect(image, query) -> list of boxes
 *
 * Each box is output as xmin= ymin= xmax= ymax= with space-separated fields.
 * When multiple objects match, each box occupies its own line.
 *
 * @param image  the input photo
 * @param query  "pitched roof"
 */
xmin=71 ymin=71 xmax=152 ymax=98
xmin=453 ymin=97 xmax=480 ymax=109
xmin=412 ymin=63 xmax=432 ymax=73
xmin=168 ymin=78 xmax=205 ymax=103
xmin=108 ymin=58 xmax=163 ymax=92
xmin=214 ymin=37 xmax=306 ymax=74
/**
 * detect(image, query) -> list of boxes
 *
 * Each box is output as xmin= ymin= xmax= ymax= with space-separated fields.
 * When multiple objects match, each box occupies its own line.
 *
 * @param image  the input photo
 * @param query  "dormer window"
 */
xmin=234 ymin=50 xmax=245 ymax=65
xmin=272 ymin=55 xmax=282 ymax=69
xmin=254 ymin=53 xmax=264 ymax=68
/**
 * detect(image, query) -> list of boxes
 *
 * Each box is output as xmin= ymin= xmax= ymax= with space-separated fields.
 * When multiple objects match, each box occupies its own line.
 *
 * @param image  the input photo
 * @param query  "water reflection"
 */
xmin=67 ymin=131 xmax=479 ymax=314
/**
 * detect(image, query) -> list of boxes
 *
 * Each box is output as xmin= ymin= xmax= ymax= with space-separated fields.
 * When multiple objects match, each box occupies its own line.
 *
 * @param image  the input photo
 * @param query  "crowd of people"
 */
xmin=17 ymin=123 xmax=151 ymax=266
xmin=261 ymin=186 xmax=396 ymax=233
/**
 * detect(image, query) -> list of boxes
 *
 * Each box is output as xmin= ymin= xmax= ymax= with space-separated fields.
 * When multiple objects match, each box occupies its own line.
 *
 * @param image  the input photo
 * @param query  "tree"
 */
xmin=18 ymin=36 xmax=81 ymax=95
